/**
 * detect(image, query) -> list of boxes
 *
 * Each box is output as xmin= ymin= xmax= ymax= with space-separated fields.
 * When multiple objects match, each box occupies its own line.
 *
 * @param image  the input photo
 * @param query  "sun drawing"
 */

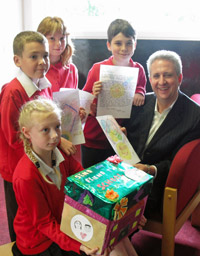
xmin=110 ymin=84 xmax=125 ymax=98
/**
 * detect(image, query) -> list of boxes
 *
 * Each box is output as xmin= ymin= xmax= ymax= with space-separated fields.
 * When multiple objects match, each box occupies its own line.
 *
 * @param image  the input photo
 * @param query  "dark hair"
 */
xmin=107 ymin=19 xmax=136 ymax=43
xmin=13 ymin=31 xmax=47 ymax=56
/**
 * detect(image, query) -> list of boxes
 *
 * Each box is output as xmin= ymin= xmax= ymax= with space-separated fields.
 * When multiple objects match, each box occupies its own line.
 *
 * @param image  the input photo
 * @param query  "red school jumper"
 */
xmin=82 ymin=56 xmax=147 ymax=149
xmin=46 ymin=62 xmax=78 ymax=92
xmin=0 ymin=78 xmax=52 ymax=182
xmin=13 ymin=151 xmax=83 ymax=255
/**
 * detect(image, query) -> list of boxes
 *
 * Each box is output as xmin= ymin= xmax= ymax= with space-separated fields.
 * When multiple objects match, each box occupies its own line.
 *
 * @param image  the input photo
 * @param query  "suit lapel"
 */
xmin=147 ymin=92 xmax=184 ymax=149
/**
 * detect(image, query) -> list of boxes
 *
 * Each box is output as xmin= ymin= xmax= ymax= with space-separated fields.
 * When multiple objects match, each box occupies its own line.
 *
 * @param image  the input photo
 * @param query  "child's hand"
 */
xmin=92 ymin=81 xmax=102 ymax=96
xmin=80 ymin=244 xmax=99 ymax=255
xmin=133 ymin=93 xmax=145 ymax=106
xmin=80 ymin=244 xmax=111 ymax=256
xmin=60 ymin=137 xmax=77 ymax=155
xmin=120 ymin=126 xmax=127 ymax=136
xmin=89 ymin=98 xmax=97 ymax=116
xmin=79 ymin=107 xmax=86 ymax=121
xmin=138 ymin=215 xmax=147 ymax=230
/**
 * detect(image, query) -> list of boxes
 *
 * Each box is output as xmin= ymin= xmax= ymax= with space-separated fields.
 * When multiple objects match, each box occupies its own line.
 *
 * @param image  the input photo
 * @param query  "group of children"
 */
xmin=0 ymin=16 xmax=147 ymax=256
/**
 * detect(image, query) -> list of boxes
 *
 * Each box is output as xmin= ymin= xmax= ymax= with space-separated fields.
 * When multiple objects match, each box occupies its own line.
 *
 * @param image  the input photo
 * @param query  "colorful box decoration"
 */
xmin=61 ymin=158 xmax=153 ymax=254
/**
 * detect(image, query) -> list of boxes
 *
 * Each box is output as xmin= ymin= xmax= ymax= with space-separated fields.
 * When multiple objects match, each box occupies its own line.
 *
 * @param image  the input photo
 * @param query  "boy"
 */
xmin=0 ymin=31 xmax=52 ymax=241
xmin=0 ymin=31 xmax=75 ymax=241
xmin=82 ymin=19 xmax=147 ymax=168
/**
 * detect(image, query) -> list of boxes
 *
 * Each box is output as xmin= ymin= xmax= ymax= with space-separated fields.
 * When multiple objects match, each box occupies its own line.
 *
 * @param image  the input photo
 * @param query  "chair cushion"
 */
xmin=191 ymin=94 xmax=200 ymax=104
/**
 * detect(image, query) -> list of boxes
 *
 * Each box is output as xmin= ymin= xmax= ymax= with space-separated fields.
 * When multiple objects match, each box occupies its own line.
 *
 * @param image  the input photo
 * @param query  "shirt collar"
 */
xmin=16 ymin=70 xmax=51 ymax=98
xmin=31 ymin=147 xmax=65 ymax=176
xmin=155 ymin=97 xmax=177 ymax=114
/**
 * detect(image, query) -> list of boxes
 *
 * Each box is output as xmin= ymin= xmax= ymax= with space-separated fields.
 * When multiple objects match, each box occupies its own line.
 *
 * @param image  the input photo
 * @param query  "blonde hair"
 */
xmin=37 ymin=16 xmax=74 ymax=66
xmin=19 ymin=98 xmax=62 ymax=184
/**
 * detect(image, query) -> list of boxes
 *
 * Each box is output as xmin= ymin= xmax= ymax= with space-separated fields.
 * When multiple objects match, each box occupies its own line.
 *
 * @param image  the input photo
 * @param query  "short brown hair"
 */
xmin=13 ymin=31 xmax=47 ymax=56
xmin=107 ymin=19 xmax=136 ymax=43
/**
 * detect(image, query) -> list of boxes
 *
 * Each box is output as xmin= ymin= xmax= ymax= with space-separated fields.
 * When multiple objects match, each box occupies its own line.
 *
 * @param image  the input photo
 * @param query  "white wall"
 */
xmin=0 ymin=0 xmax=23 ymax=89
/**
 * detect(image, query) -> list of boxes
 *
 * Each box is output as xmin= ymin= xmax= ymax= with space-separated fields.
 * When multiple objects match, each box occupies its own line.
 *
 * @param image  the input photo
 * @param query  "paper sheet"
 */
xmin=96 ymin=115 xmax=140 ymax=165
xmin=53 ymin=89 xmax=86 ymax=145
xmin=97 ymin=65 xmax=139 ymax=118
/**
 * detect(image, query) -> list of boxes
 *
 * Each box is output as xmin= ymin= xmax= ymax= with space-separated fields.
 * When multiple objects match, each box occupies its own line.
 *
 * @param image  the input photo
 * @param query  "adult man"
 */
xmin=124 ymin=50 xmax=200 ymax=216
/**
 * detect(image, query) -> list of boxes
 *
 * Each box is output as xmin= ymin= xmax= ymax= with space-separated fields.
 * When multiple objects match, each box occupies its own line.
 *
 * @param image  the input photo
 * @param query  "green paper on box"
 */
xmin=65 ymin=158 xmax=153 ymax=220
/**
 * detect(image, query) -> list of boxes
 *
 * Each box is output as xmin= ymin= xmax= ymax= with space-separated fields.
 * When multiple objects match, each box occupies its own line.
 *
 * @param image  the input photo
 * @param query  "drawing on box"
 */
xmin=71 ymin=214 xmax=93 ymax=241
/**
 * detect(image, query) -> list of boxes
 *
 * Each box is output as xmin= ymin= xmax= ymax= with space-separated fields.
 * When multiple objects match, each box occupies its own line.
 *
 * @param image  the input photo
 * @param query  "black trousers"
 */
xmin=12 ymin=242 xmax=84 ymax=256
xmin=81 ymin=145 xmax=115 ymax=169
xmin=4 ymin=180 xmax=18 ymax=242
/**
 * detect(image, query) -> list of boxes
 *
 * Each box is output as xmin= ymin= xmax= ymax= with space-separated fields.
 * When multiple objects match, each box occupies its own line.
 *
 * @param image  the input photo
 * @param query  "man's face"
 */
xmin=149 ymin=59 xmax=182 ymax=108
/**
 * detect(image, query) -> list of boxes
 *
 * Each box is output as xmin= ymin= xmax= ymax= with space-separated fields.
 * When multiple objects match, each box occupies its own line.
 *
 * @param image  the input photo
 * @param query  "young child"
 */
xmin=0 ymin=31 xmax=75 ymax=242
xmin=12 ymin=98 xmax=97 ymax=256
xmin=12 ymin=98 xmax=141 ymax=256
xmin=0 ymin=31 xmax=52 ymax=241
xmin=37 ymin=16 xmax=78 ymax=92
xmin=37 ymin=16 xmax=85 ymax=163
xmin=82 ymin=19 xmax=147 ymax=168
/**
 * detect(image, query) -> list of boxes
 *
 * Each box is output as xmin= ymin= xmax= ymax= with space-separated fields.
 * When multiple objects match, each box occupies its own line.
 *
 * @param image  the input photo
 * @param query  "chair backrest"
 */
xmin=191 ymin=94 xmax=200 ymax=104
xmin=166 ymin=139 xmax=200 ymax=216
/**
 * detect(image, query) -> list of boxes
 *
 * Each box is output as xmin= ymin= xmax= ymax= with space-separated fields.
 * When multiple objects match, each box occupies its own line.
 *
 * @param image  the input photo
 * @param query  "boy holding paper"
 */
xmin=82 ymin=19 xmax=146 ymax=168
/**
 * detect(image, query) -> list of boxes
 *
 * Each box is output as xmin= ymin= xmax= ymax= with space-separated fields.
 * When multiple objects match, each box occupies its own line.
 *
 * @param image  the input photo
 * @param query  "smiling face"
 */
xmin=149 ymin=59 xmax=183 ymax=111
xmin=107 ymin=32 xmax=136 ymax=66
xmin=46 ymin=31 xmax=67 ymax=63
xmin=22 ymin=111 xmax=61 ymax=158
xmin=14 ymin=41 xmax=49 ymax=80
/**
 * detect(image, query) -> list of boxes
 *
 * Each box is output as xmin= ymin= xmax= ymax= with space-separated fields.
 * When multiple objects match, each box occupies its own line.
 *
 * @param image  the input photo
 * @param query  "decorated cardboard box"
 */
xmin=61 ymin=157 xmax=153 ymax=253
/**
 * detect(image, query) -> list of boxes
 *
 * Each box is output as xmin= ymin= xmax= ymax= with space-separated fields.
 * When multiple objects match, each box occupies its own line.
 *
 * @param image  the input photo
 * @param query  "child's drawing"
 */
xmin=96 ymin=115 xmax=140 ymax=165
xmin=53 ymin=89 xmax=85 ymax=145
xmin=97 ymin=65 xmax=139 ymax=118
xmin=71 ymin=214 xmax=93 ymax=242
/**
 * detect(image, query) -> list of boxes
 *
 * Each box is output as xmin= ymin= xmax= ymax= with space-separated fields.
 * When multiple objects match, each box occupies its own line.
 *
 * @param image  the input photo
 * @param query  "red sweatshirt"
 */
xmin=82 ymin=56 xmax=147 ymax=149
xmin=46 ymin=62 xmax=78 ymax=92
xmin=0 ymin=78 xmax=52 ymax=182
xmin=13 ymin=151 xmax=83 ymax=255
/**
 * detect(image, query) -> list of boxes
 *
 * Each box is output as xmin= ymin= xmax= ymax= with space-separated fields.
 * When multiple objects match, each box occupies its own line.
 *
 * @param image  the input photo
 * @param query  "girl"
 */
xmin=12 ymin=98 xmax=101 ymax=256
xmin=37 ymin=16 xmax=78 ymax=92
xmin=37 ymin=17 xmax=85 ymax=163
xmin=12 ymin=98 xmax=143 ymax=256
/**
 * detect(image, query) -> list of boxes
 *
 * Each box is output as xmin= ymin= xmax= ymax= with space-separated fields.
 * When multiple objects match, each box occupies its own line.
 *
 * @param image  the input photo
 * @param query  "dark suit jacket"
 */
xmin=124 ymin=91 xmax=200 ymax=213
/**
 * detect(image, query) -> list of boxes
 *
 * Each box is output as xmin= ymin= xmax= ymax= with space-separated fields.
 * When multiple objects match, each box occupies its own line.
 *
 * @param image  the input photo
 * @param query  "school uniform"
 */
xmin=46 ymin=62 xmax=78 ymax=92
xmin=0 ymin=71 xmax=52 ymax=241
xmin=12 ymin=148 xmax=83 ymax=255
xmin=82 ymin=56 xmax=147 ymax=168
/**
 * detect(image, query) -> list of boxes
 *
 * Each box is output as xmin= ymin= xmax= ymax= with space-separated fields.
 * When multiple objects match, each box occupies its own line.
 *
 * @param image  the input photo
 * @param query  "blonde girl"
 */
xmin=11 ymin=98 xmax=102 ymax=256
xmin=37 ymin=16 xmax=78 ymax=92
xmin=12 ymin=98 xmax=144 ymax=256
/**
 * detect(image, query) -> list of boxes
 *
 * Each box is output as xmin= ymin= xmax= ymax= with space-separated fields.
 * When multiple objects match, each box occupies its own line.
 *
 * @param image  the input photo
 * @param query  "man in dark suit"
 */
xmin=124 ymin=50 xmax=200 ymax=216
